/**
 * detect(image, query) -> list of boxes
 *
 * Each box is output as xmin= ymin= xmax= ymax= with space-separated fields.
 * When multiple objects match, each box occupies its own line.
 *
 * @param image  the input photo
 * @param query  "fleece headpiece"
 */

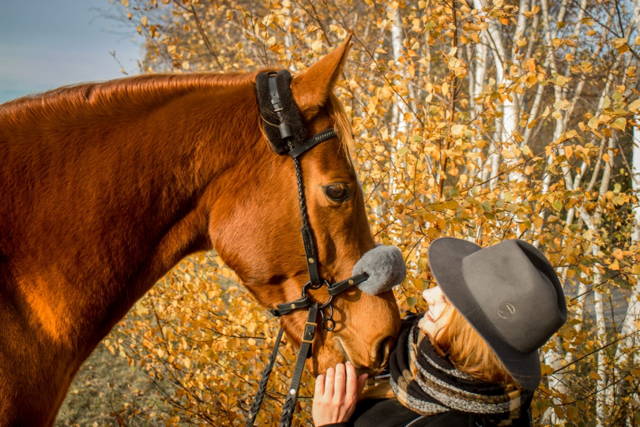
xmin=255 ymin=70 xmax=307 ymax=155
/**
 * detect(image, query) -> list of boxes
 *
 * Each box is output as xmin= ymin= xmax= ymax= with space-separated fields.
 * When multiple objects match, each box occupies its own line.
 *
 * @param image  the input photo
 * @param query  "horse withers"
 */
xmin=0 ymin=38 xmax=400 ymax=424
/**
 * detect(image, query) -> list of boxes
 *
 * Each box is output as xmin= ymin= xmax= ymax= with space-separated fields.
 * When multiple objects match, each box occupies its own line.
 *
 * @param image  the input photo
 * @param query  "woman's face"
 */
xmin=418 ymin=286 xmax=453 ymax=338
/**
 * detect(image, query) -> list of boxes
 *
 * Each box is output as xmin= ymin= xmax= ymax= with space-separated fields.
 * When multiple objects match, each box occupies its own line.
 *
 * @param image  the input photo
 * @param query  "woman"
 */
xmin=313 ymin=238 xmax=567 ymax=426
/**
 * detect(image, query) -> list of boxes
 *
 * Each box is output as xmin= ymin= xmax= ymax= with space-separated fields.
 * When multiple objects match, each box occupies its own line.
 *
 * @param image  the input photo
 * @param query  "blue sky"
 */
xmin=0 ymin=0 xmax=142 ymax=103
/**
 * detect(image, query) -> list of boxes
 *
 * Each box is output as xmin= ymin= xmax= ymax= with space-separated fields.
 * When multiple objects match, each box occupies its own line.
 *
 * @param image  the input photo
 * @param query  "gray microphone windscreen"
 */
xmin=353 ymin=245 xmax=406 ymax=295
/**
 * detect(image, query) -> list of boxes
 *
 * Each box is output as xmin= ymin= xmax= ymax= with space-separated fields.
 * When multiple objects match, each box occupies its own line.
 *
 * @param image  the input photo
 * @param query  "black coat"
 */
xmin=320 ymin=398 xmax=532 ymax=427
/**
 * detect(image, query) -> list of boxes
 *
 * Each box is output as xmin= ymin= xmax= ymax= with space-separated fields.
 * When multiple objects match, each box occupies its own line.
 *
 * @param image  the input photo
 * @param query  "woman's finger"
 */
xmin=344 ymin=361 xmax=358 ymax=400
xmin=324 ymin=366 xmax=335 ymax=399
xmin=357 ymin=372 xmax=368 ymax=396
xmin=315 ymin=374 xmax=325 ymax=398
xmin=333 ymin=363 xmax=346 ymax=400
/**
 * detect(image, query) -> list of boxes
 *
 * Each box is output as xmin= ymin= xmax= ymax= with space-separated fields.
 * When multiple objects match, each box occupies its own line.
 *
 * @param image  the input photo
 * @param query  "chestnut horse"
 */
xmin=0 ymin=40 xmax=400 ymax=425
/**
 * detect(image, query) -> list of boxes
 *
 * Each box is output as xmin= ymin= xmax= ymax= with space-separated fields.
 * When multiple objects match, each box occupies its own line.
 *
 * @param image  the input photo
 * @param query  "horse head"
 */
xmin=208 ymin=39 xmax=401 ymax=374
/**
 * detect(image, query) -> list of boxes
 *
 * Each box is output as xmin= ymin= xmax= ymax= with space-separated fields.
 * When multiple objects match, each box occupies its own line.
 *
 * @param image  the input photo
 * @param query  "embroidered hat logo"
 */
xmin=497 ymin=302 xmax=517 ymax=320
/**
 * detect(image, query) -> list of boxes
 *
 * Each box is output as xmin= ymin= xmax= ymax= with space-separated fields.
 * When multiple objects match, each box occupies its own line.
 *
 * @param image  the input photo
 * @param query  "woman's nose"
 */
xmin=422 ymin=286 xmax=437 ymax=302
xmin=422 ymin=286 xmax=442 ymax=304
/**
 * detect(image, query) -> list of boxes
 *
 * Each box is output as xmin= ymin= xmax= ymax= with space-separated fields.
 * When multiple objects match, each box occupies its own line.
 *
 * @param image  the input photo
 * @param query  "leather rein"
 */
xmin=246 ymin=71 xmax=369 ymax=426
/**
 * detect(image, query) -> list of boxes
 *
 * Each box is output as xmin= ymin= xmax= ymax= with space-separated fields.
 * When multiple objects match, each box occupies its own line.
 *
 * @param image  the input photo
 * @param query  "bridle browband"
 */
xmin=246 ymin=70 xmax=369 ymax=426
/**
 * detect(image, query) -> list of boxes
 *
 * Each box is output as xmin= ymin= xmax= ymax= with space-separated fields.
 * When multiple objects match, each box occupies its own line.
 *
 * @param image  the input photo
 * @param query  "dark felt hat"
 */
xmin=427 ymin=238 xmax=567 ymax=391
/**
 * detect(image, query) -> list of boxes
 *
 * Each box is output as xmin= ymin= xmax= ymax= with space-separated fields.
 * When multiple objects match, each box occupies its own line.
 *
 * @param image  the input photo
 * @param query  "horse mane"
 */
xmin=0 ymin=72 xmax=258 ymax=122
xmin=1 ymin=71 xmax=355 ymax=161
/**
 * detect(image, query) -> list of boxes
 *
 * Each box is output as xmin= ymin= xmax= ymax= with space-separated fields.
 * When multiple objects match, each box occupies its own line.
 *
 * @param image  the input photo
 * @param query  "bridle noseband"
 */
xmin=246 ymin=70 xmax=369 ymax=426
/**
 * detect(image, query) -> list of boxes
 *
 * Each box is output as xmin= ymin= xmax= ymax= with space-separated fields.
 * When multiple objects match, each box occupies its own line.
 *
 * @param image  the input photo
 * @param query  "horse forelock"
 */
xmin=326 ymin=93 xmax=356 ymax=166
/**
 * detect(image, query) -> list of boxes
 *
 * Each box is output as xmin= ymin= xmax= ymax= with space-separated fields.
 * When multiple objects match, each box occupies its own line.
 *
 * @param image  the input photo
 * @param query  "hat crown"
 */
xmin=461 ymin=240 xmax=565 ymax=353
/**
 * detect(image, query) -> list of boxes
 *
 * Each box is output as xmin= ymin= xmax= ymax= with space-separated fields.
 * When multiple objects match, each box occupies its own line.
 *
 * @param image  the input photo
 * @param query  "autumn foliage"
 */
xmin=102 ymin=0 xmax=640 ymax=425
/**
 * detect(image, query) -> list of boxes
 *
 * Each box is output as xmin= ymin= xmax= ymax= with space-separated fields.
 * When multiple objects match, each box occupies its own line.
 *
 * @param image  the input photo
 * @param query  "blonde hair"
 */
xmin=431 ymin=304 xmax=517 ymax=386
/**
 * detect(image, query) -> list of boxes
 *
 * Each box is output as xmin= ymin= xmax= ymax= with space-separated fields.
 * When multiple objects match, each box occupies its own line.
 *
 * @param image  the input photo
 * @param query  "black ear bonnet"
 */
xmin=255 ymin=70 xmax=307 ymax=155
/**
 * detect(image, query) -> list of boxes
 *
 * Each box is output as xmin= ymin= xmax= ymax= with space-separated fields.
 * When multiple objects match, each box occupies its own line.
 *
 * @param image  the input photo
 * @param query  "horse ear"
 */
xmin=292 ymin=35 xmax=352 ymax=119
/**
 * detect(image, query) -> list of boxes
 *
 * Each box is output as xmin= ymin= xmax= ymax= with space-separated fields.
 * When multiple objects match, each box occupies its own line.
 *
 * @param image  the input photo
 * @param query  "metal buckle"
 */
xmin=301 ymin=320 xmax=318 ymax=343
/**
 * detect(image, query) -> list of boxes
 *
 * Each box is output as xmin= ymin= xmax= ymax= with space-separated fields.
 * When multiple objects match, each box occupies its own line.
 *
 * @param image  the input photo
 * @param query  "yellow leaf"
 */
xmin=441 ymin=200 xmax=458 ymax=210
xmin=612 ymin=248 xmax=624 ymax=260
xmin=311 ymin=39 xmax=324 ymax=53
xmin=628 ymin=98 xmax=640 ymax=112
xmin=611 ymin=117 xmax=626 ymax=131
xmin=524 ymin=58 xmax=535 ymax=72
xmin=613 ymin=38 xmax=629 ymax=53
xmin=564 ymin=145 xmax=573 ymax=158
xmin=613 ymin=38 xmax=627 ymax=48
xmin=580 ymin=61 xmax=593 ymax=73
xmin=451 ymin=124 xmax=466 ymax=137
xmin=554 ymin=99 xmax=570 ymax=110
xmin=555 ymin=75 xmax=570 ymax=87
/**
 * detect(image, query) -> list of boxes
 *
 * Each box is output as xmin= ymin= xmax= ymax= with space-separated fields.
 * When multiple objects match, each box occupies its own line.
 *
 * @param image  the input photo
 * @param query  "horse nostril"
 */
xmin=374 ymin=336 xmax=394 ymax=368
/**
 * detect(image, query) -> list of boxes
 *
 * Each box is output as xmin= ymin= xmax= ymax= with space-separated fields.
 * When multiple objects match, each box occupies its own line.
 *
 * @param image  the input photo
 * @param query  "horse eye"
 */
xmin=323 ymin=183 xmax=351 ymax=202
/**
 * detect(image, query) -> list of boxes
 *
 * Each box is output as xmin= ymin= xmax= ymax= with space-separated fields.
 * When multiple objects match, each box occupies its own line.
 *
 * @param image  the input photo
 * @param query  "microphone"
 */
xmin=353 ymin=245 xmax=406 ymax=295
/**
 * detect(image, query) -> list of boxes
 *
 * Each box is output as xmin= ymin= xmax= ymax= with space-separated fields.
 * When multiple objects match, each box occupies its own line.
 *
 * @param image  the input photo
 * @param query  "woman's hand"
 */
xmin=312 ymin=361 xmax=368 ymax=426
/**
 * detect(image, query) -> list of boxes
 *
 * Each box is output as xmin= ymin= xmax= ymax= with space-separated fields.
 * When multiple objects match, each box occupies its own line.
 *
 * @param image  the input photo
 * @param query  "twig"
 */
xmin=551 ymin=330 xmax=639 ymax=374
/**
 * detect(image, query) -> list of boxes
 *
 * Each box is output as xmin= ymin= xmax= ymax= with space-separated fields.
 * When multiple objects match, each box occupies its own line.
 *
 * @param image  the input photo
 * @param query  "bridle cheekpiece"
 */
xmin=247 ymin=70 xmax=369 ymax=427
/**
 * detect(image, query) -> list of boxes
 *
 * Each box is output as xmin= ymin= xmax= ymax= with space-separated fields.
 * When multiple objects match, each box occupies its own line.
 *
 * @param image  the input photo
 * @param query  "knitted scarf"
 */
xmin=389 ymin=321 xmax=526 ymax=425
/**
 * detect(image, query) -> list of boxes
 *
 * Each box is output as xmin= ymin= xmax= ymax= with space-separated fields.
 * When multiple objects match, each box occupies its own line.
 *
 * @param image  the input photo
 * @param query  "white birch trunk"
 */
xmin=575 ymin=136 xmax=617 ymax=426
xmin=389 ymin=3 xmax=408 ymax=139
xmin=614 ymin=5 xmax=640 ymax=421
xmin=470 ymin=34 xmax=488 ymax=184
xmin=613 ymin=116 xmax=640 ymax=419
xmin=472 ymin=0 xmax=509 ymax=188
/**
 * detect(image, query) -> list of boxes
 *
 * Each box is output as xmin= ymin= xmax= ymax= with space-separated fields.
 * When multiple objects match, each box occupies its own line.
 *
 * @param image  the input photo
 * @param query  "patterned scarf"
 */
xmin=389 ymin=321 xmax=527 ymax=425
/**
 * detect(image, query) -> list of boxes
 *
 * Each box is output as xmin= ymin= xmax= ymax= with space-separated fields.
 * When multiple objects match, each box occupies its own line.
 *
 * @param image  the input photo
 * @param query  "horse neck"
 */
xmin=0 ymin=78 xmax=264 ymax=350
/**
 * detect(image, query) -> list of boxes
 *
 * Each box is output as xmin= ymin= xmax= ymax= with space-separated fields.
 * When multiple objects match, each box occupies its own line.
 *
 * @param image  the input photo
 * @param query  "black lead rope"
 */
xmin=247 ymin=71 xmax=369 ymax=427
xmin=246 ymin=327 xmax=285 ymax=427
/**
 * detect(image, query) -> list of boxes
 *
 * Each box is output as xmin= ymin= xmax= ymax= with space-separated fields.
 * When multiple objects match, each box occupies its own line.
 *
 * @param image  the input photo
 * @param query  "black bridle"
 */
xmin=246 ymin=71 xmax=369 ymax=426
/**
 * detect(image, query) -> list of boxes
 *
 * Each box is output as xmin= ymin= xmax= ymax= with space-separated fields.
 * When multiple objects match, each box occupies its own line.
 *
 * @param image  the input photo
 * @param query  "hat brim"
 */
xmin=427 ymin=237 xmax=541 ymax=391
